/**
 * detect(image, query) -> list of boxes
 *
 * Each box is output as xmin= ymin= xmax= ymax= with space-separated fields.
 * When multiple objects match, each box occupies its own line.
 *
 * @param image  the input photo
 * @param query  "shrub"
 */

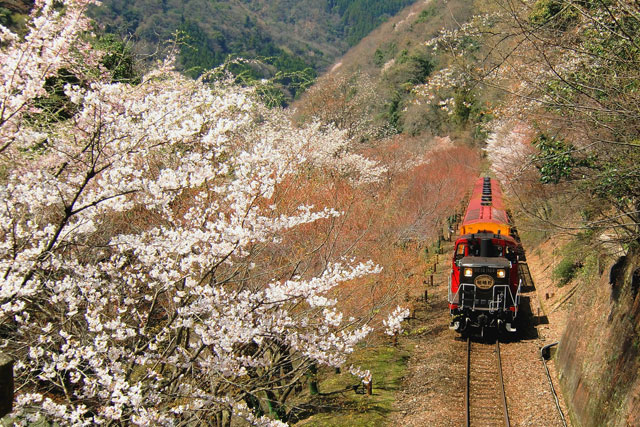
xmin=553 ymin=256 xmax=581 ymax=287
xmin=529 ymin=0 xmax=578 ymax=29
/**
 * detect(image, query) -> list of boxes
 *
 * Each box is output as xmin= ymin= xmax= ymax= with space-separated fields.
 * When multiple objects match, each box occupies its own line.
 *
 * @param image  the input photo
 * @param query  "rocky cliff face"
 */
xmin=0 ymin=0 xmax=33 ymax=14
xmin=556 ymin=246 xmax=640 ymax=426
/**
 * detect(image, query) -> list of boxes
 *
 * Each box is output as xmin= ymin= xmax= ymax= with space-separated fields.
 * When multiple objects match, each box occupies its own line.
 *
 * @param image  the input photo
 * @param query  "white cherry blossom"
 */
xmin=0 ymin=2 xmax=392 ymax=425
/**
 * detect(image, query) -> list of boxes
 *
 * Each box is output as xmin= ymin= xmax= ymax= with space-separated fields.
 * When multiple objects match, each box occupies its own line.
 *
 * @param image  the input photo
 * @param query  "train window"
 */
xmin=455 ymin=243 xmax=466 ymax=259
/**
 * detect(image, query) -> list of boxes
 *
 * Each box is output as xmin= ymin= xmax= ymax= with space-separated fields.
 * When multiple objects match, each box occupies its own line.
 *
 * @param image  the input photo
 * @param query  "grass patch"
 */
xmin=415 ymin=5 xmax=437 ymax=24
xmin=552 ymin=256 xmax=581 ymax=287
xmin=295 ymin=342 xmax=410 ymax=426
xmin=551 ymin=233 xmax=601 ymax=287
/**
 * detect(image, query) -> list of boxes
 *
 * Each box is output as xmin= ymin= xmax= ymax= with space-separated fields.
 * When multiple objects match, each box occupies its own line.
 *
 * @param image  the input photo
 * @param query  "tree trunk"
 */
xmin=308 ymin=363 xmax=319 ymax=395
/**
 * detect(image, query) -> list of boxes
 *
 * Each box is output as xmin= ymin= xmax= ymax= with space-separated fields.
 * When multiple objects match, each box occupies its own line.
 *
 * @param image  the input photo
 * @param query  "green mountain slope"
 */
xmin=295 ymin=0 xmax=478 ymax=140
xmin=88 ymin=0 xmax=415 ymax=77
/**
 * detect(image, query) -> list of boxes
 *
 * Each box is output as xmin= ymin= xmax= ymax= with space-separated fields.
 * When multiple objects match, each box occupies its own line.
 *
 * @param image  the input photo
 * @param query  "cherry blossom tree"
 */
xmin=1 ymin=1 xmax=388 ymax=425
xmin=383 ymin=306 xmax=410 ymax=337
xmin=294 ymin=70 xmax=393 ymax=141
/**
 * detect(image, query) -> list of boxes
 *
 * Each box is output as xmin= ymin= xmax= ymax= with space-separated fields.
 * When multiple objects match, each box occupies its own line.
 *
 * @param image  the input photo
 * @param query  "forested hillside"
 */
xmin=300 ymin=0 xmax=640 ymax=251
xmin=295 ymin=0 xmax=479 ymax=140
xmin=2 ymin=0 xmax=416 ymax=102
xmin=88 ymin=0 xmax=414 ymax=81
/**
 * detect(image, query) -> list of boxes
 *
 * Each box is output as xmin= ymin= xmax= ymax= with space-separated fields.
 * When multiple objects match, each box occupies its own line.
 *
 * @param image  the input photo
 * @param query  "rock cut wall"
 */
xmin=556 ymin=246 xmax=640 ymax=426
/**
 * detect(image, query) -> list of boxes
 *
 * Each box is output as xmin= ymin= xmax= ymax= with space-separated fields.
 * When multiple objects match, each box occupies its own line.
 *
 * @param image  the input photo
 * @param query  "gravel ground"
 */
xmin=389 ymin=242 xmax=570 ymax=426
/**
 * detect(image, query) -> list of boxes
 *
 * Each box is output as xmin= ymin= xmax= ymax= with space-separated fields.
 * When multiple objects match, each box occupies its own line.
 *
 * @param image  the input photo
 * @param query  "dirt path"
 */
xmin=390 ymin=242 xmax=570 ymax=426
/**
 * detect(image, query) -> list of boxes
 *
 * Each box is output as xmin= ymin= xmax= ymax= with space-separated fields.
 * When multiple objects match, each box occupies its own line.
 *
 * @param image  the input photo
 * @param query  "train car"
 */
xmin=448 ymin=177 xmax=521 ymax=334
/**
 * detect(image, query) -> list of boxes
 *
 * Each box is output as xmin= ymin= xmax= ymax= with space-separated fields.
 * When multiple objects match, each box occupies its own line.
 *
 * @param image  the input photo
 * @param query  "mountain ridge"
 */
xmin=88 ymin=0 xmax=416 ymax=75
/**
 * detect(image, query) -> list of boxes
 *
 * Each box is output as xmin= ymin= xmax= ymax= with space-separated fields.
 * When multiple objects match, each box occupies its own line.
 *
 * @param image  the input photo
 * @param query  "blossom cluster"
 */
xmin=0 ymin=0 xmax=102 ymax=150
xmin=412 ymin=67 xmax=464 ymax=104
xmin=424 ymin=13 xmax=497 ymax=54
xmin=483 ymin=119 xmax=536 ymax=182
xmin=382 ymin=306 xmax=410 ymax=336
xmin=0 ymin=2 xmax=387 ymax=425
xmin=348 ymin=365 xmax=372 ymax=385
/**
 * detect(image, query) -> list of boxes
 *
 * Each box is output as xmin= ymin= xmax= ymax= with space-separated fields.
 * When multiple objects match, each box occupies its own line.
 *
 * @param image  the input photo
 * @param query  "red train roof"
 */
xmin=461 ymin=177 xmax=510 ymax=228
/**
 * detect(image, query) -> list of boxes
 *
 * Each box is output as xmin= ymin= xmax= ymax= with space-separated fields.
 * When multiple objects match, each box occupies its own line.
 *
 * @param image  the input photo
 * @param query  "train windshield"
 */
xmin=462 ymin=238 xmax=507 ymax=258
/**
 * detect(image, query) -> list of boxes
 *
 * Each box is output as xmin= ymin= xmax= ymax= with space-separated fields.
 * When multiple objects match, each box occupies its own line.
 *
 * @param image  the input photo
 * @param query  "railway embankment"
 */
xmin=522 ymin=236 xmax=640 ymax=427
xmin=555 ymin=245 xmax=640 ymax=426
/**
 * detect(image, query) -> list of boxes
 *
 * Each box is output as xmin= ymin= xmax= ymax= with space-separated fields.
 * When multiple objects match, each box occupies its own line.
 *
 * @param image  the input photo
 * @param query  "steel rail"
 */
xmin=496 ymin=339 xmax=511 ymax=427
xmin=465 ymin=336 xmax=470 ymax=427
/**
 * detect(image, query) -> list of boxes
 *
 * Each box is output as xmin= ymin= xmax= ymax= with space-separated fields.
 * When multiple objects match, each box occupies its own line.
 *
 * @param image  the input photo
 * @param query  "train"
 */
xmin=448 ymin=177 xmax=522 ymax=334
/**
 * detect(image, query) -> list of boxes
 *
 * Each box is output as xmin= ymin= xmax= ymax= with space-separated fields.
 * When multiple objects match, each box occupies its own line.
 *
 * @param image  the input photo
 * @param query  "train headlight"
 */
xmin=497 ymin=269 xmax=506 ymax=278
xmin=463 ymin=267 xmax=473 ymax=277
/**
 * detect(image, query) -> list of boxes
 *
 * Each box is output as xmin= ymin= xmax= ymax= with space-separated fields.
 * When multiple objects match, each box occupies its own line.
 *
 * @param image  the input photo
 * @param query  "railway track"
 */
xmin=465 ymin=336 xmax=510 ymax=427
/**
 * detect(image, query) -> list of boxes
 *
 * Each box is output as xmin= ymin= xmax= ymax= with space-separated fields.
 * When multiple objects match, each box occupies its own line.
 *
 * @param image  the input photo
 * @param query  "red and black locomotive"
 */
xmin=448 ymin=177 xmax=521 ymax=334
